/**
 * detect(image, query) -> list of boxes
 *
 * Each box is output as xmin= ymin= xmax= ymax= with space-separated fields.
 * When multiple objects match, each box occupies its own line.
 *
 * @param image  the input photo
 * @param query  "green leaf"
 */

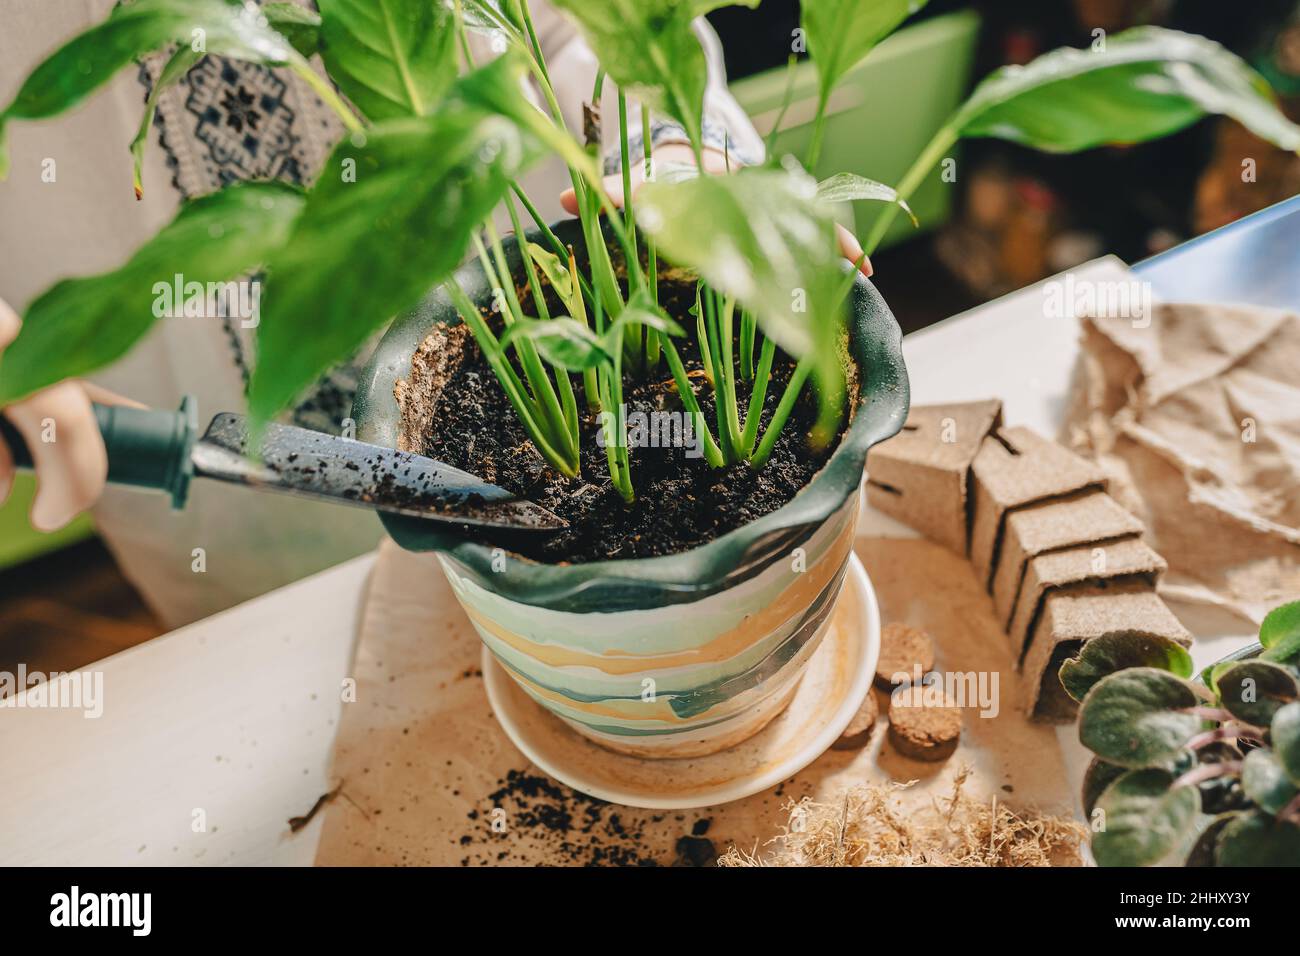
xmin=801 ymin=0 xmax=928 ymax=110
xmin=130 ymin=45 xmax=205 ymax=200
xmin=1273 ymin=700 xmax=1300 ymax=786
xmin=0 ymin=0 xmax=306 ymax=177
xmin=526 ymin=243 xmax=576 ymax=313
xmin=1091 ymin=768 xmax=1199 ymax=867
xmin=550 ymin=0 xmax=757 ymax=150
xmin=1261 ymin=600 xmax=1300 ymax=664
xmin=248 ymin=57 xmax=543 ymax=421
xmin=1060 ymin=633 xmax=1194 ymax=704
xmin=953 ymin=27 xmax=1300 ymax=154
xmin=316 ymin=0 xmax=456 ymax=120
xmin=638 ymin=164 xmax=848 ymax=442
xmin=0 ymin=182 xmax=304 ymax=404
xmin=1216 ymin=660 xmax=1299 ymax=727
xmin=499 ymin=318 xmax=612 ymax=371
xmin=1081 ymin=757 xmax=1127 ymax=818
xmin=1215 ymin=810 xmax=1300 ymax=866
xmin=263 ymin=2 xmax=322 ymax=58
xmin=1242 ymin=748 xmax=1298 ymax=815
xmin=1078 ymin=667 xmax=1201 ymax=769
xmin=816 ymin=173 xmax=917 ymax=227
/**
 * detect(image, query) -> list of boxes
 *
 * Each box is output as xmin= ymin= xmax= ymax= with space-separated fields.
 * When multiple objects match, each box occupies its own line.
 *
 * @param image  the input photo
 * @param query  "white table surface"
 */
xmin=1 ymin=257 xmax=1251 ymax=866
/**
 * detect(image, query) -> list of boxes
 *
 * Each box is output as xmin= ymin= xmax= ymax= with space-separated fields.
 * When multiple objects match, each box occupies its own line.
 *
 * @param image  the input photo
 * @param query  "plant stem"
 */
xmin=660 ymin=339 xmax=724 ymax=468
xmin=482 ymin=222 xmax=577 ymax=468
xmin=1171 ymin=760 xmax=1243 ymax=791
xmin=693 ymin=284 xmax=713 ymax=388
xmin=617 ymin=90 xmax=643 ymax=365
xmin=717 ymin=294 xmax=743 ymax=456
xmin=750 ymin=355 xmax=812 ymax=469
xmin=642 ymin=105 xmax=660 ymax=369
xmin=511 ymin=183 xmax=595 ymax=303
xmin=566 ymin=247 xmax=601 ymax=412
xmin=446 ymin=279 xmax=576 ymax=477
xmin=765 ymin=54 xmax=799 ymax=158
xmin=863 ymin=123 xmax=958 ymax=254
xmin=738 ymin=307 xmax=756 ymax=381
xmin=506 ymin=193 xmax=578 ymax=444
xmin=702 ymin=287 xmax=736 ymax=464
xmin=804 ymin=88 xmax=830 ymax=170
xmin=738 ymin=335 xmax=775 ymax=457
xmin=289 ymin=59 xmax=363 ymax=134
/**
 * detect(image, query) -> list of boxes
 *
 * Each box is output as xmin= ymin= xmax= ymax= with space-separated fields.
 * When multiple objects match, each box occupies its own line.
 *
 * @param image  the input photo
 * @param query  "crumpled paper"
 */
xmin=1064 ymin=302 xmax=1300 ymax=624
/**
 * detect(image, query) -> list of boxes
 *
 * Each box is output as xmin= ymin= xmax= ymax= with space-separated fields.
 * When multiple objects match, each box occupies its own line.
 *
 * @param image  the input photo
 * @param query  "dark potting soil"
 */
xmin=404 ymin=276 xmax=850 ymax=564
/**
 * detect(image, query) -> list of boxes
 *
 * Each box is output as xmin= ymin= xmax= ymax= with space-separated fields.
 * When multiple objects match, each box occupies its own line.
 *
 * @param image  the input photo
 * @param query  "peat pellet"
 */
xmin=874 ymin=622 xmax=937 ymax=690
xmin=887 ymin=687 xmax=961 ymax=762
xmin=831 ymin=691 xmax=879 ymax=750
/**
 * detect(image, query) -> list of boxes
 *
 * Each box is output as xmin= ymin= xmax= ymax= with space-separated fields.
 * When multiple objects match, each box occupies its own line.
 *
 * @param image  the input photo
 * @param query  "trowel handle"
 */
xmin=0 ymin=396 xmax=198 ymax=509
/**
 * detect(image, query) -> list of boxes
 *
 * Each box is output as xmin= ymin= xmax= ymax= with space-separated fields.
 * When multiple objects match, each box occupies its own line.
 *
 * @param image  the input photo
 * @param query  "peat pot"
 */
xmin=353 ymin=220 xmax=909 ymax=758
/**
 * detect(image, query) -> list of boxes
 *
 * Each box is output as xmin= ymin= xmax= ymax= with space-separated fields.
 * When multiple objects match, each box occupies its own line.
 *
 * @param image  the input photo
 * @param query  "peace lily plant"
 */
xmin=1 ymin=0 xmax=1299 ymax=508
xmin=1062 ymin=600 xmax=1300 ymax=867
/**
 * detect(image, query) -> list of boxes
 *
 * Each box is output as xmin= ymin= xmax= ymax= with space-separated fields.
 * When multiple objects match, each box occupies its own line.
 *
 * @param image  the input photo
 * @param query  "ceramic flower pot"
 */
xmin=353 ymin=220 xmax=909 ymax=758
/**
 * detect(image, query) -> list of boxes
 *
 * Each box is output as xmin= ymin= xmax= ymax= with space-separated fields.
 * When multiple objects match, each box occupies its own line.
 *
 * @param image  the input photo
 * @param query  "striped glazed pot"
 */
xmin=353 ymin=221 xmax=909 ymax=758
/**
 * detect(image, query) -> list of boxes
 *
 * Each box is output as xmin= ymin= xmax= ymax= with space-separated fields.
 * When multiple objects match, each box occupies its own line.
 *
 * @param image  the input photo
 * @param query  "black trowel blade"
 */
xmin=190 ymin=413 xmax=567 ymax=532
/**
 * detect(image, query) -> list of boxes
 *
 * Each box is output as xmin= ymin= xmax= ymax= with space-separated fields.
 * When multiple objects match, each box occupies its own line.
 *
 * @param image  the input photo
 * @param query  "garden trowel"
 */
xmin=0 ymin=396 xmax=566 ymax=532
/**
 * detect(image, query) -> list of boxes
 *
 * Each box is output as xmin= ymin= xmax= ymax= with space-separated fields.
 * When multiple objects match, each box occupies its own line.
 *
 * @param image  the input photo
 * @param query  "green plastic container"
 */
xmin=731 ymin=9 xmax=982 ymax=249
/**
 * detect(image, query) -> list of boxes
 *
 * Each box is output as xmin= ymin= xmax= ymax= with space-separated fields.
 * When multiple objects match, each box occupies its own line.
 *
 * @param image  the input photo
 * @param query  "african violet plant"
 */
xmin=1061 ymin=600 xmax=1300 ymax=867
xmin=2 ymin=0 xmax=1299 ymax=507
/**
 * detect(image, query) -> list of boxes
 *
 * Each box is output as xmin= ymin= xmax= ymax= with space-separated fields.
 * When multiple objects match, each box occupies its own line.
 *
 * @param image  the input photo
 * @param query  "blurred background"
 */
xmin=5 ymin=0 xmax=1300 ymax=676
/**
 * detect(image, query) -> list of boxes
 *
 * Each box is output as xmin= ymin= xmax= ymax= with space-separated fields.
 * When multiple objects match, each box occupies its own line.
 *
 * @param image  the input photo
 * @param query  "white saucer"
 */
xmin=483 ymin=552 xmax=880 ymax=809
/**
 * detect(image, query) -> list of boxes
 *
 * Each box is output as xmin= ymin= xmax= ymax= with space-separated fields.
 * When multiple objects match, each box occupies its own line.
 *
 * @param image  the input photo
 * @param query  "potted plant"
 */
xmin=3 ymin=0 xmax=1299 ymax=757
xmin=1060 ymin=600 xmax=1300 ymax=866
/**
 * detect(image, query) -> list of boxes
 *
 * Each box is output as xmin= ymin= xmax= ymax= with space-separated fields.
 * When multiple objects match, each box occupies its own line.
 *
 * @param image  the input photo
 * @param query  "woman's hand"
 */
xmin=558 ymin=142 xmax=873 ymax=277
xmin=0 ymin=297 xmax=134 ymax=531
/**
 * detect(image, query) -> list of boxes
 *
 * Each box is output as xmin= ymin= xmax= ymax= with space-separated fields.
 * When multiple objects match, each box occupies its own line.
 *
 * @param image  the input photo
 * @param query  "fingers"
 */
xmin=837 ymin=223 xmax=873 ymax=278
xmin=0 ymin=298 xmax=20 ymax=506
xmin=5 ymin=382 xmax=108 ymax=531
xmin=82 ymin=382 xmax=147 ymax=410
xmin=559 ymin=172 xmax=627 ymax=218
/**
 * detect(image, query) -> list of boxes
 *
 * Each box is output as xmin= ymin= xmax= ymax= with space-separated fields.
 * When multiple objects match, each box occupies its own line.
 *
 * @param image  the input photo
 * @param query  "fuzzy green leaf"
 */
xmin=954 ymin=27 xmax=1300 ymax=154
xmin=1215 ymin=810 xmax=1300 ymax=867
xmin=0 ymin=182 xmax=304 ymax=405
xmin=1078 ymin=667 xmax=1201 ymax=769
xmin=1082 ymin=756 xmax=1127 ymax=818
xmin=248 ymin=57 xmax=544 ymax=420
xmin=1242 ymin=748 xmax=1299 ymax=815
xmin=1273 ymin=700 xmax=1300 ymax=786
xmin=638 ymin=164 xmax=847 ymax=442
xmin=1060 ymin=633 xmax=1194 ymax=704
xmin=1216 ymin=660 xmax=1299 ymax=727
xmin=316 ymin=0 xmax=456 ymax=120
xmin=1261 ymin=599 xmax=1300 ymax=664
xmin=0 ymin=0 xmax=303 ymax=177
xmin=801 ymin=0 xmax=928 ymax=110
xmin=1092 ymin=768 xmax=1199 ymax=867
